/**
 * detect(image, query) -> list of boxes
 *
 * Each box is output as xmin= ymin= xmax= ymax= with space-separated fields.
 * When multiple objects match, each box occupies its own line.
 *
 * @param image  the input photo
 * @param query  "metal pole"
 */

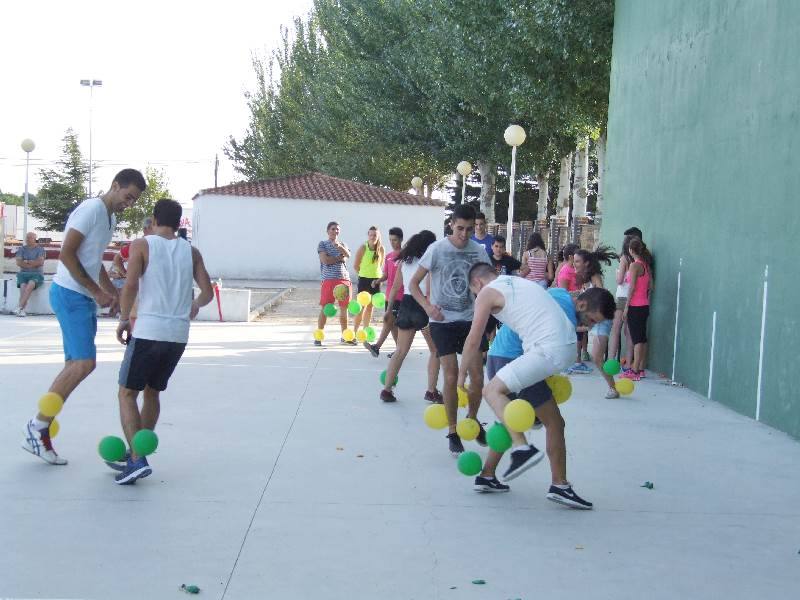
xmin=461 ymin=175 xmax=467 ymax=205
xmin=507 ymin=145 xmax=517 ymax=254
xmin=23 ymin=151 xmax=30 ymax=236
xmin=88 ymin=84 xmax=93 ymax=197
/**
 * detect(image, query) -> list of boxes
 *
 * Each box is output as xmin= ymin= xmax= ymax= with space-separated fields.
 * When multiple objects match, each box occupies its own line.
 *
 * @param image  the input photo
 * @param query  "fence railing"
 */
xmin=488 ymin=217 xmax=600 ymax=260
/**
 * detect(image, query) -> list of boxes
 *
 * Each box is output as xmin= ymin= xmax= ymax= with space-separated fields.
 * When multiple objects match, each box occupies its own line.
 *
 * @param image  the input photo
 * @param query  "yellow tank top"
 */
xmin=358 ymin=242 xmax=382 ymax=278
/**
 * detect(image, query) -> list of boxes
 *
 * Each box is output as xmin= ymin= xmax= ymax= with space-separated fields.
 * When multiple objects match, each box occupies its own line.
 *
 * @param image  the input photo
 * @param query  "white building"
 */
xmin=192 ymin=173 xmax=446 ymax=281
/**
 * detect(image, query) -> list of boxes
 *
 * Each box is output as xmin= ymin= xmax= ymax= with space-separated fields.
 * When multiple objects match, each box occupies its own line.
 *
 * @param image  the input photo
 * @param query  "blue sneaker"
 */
xmin=104 ymin=450 xmax=130 ymax=472
xmin=567 ymin=362 xmax=592 ymax=375
xmin=114 ymin=456 xmax=152 ymax=485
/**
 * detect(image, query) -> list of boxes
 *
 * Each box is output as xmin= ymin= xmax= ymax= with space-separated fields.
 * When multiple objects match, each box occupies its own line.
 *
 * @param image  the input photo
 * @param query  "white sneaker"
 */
xmin=15 ymin=308 xmax=26 ymax=317
xmin=605 ymin=388 xmax=620 ymax=399
xmin=22 ymin=420 xmax=68 ymax=465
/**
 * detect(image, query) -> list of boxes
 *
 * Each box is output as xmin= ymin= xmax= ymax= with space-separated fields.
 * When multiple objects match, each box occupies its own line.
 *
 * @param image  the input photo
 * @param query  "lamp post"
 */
xmin=21 ymin=138 xmax=35 ymax=237
xmin=504 ymin=125 xmax=526 ymax=254
xmin=411 ymin=176 xmax=423 ymax=195
xmin=80 ymin=79 xmax=103 ymax=197
xmin=456 ymin=161 xmax=472 ymax=205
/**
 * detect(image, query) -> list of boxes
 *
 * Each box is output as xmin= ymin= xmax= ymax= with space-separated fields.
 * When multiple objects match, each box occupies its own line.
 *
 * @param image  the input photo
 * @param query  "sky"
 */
xmin=0 ymin=0 xmax=314 ymax=208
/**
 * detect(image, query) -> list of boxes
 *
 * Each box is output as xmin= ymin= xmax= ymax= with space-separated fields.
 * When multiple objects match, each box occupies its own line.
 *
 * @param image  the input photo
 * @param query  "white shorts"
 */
xmin=495 ymin=343 xmax=575 ymax=393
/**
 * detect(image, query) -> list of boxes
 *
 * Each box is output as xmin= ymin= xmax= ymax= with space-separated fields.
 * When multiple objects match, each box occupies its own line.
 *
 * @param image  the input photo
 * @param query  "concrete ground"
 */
xmin=0 ymin=287 xmax=798 ymax=600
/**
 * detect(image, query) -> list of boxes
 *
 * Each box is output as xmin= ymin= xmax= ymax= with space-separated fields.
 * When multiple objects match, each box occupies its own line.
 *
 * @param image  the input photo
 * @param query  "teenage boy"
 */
xmin=489 ymin=235 xmax=521 ymax=275
xmin=22 ymin=169 xmax=145 ymax=465
xmin=409 ymin=204 xmax=490 ymax=455
xmin=14 ymin=231 xmax=46 ymax=316
xmin=471 ymin=212 xmax=495 ymax=257
xmin=317 ymin=221 xmax=353 ymax=345
xmin=459 ymin=264 xmax=615 ymax=508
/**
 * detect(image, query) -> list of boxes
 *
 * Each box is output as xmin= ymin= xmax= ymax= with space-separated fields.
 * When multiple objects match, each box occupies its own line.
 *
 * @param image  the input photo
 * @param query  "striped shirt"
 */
xmin=525 ymin=252 xmax=549 ymax=282
xmin=318 ymin=240 xmax=350 ymax=280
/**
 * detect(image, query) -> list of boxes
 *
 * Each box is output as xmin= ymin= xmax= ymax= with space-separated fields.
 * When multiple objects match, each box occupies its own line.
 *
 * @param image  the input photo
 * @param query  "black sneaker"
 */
xmin=532 ymin=417 xmax=543 ymax=430
xmin=446 ymin=432 xmax=464 ymax=456
xmin=380 ymin=389 xmax=397 ymax=403
xmin=473 ymin=476 xmax=510 ymax=493
xmin=387 ymin=352 xmax=394 ymax=358
xmin=546 ymin=484 xmax=593 ymax=510
xmin=500 ymin=444 xmax=544 ymax=482
xmin=314 ymin=340 xmax=322 ymax=347
xmin=364 ymin=342 xmax=380 ymax=358
xmin=341 ymin=338 xmax=357 ymax=346
xmin=475 ymin=422 xmax=488 ymax=447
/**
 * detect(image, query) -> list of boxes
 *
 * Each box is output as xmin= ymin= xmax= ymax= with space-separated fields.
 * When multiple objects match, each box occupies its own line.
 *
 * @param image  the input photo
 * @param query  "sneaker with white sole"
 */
xmin=567 ymin=362 xmax=592 ymax=375
xmin=15 ymin=308 xmax=27 ymax=317
xmin=605 ymin=388 xmax=620 ymax=399
xmin=22 ymin=420 xmax=67 ymax=465
xmin=501 ymin=444 xmax=543 ymax=482
xmin=104 ymin=451 xmax=131 ymax=472
xmin=363 ymin=342 xmax=380 ymax=358
xmin=546 ymin=484 xmax=593 ymax=509
xmin=473 ymin=476 xmax=510 ymax=493
xmin=447 ymin=432 xmax=464 ymax=456
xmin=114 ymin=456 xmax=152 ymax=485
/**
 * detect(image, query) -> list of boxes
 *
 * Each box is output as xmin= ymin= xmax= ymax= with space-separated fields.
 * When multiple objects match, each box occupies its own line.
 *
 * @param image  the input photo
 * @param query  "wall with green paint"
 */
xmin=603 ymin=0 xmax=800 ymax=437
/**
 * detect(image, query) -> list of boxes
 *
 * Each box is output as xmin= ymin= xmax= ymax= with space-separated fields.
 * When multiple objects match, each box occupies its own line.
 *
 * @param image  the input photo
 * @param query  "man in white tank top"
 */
xmin=109 ymin=199 xmax=214 ymax=484
xmin=458 ymin=263 xmax=615 ymax=509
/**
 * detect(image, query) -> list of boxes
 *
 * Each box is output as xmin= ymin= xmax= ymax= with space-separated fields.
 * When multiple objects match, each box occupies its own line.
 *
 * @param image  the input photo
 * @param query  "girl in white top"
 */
xmin=609 ymin=235 xmax=635 ymax=367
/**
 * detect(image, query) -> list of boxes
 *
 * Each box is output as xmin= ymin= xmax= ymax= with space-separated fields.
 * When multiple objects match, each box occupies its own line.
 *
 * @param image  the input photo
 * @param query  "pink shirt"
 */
xmin=385 ymin=251 xmax=403 ymax=300
xmin=557 ymin=263 xmax=580 ymax=292
xmin=625 ymin=259 xmax=650 ymax=306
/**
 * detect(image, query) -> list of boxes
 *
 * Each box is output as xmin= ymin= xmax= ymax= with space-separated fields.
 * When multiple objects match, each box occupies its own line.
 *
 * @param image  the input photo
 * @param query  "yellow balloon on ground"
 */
xmin=38 ymin=392 xmax=64 ymax=418
xmin=504 ymin=399 xmax=536 ymax=432
xmin=457 ymin=386 xmax=469 ymax=408
xmin=49 ymin=419 xmax=60 ymax=438
xmin=546 ymin=375 xmax=573 ymax=404
xmin=313 ymin=329 xmax=325 ymax=341
xmin=356 ymin=329 xmax=367 ymax=342
xmin=616 ymin=378 xmax=635 ymax=396
xmin=424 ymin=404 xmax=448 ymax=429
xmin=357 ymin=291 xmax=372 ymax=306
xmin=456 ymin=418 xmax=480 ymax=441
xmin=342 ymin=328 xmax=355 ymax=342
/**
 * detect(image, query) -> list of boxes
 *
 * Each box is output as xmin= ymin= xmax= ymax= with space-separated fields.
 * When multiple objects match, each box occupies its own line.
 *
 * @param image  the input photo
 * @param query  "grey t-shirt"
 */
xmin=418 ymin=237 xmax=490 ymax=322
xmin=15 ymin=245 xmax=45 ymax=274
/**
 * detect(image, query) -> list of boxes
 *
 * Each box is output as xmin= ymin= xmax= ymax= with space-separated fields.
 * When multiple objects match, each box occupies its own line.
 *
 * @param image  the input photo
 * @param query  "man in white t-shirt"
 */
xmin=22 ymin=169 xmax=146 ymax=466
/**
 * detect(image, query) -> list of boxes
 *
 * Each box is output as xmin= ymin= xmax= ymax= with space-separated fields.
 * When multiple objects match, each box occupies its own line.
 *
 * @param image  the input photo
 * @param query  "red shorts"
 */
xmin=320 ymin=278 xmax=351 ymax=307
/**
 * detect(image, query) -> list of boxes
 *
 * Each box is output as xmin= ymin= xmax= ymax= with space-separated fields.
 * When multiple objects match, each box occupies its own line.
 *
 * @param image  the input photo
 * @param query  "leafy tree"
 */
xmin=29 ymin=129 xmax=89 ymax=231
xmin=0 ymin=190 xmax=35 ymax=206
xmin=117 ymin=166 xmax=171 ymax=236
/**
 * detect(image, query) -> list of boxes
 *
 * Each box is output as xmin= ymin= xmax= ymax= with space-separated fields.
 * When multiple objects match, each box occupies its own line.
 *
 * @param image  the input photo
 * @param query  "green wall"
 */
xmin=603 ymin=0 xmax=800 ymax=437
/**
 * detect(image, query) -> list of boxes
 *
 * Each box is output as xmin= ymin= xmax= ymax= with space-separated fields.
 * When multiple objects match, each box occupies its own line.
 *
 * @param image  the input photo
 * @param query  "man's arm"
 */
xmin=318 ymin=250 xmax=345 ymax=266
xmin=336 ymin=242 xmax=351 ymax=259
xmin=409 ymin=265 xmax=443 ymax=321
xmin=116 ymin=239 xmax=147 ymax=343
xmin=190 ymin=247 xmax=214 ymax=319
xmin=457 ymin=288 xmax=501 ymax=387
xmin=59 ymin=228 xmax=113 ymax=307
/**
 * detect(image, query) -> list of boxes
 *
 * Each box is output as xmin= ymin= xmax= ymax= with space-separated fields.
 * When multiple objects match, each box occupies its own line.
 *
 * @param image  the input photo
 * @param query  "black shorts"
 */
xmin=429 ymin=321 xmax=489 ymax=357
xmin=357 ymin=277 xmax=379 ymax=294
xmin=118 ymin=337 xmax=186 ymax=392
xmin=627 ymin=305 xmax=649 ymax=345
xmin=485 ymin=355 xmax=553 ymax=409
xmin=395 ymin=295 xmax=429 ymax=331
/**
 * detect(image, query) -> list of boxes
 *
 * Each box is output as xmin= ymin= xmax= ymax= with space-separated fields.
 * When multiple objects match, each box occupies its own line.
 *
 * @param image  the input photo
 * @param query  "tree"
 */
xmin=29 ymin=129 xmax=89 ymax=231
xmin=0 ymin=190 xmax=35 ymax=206
xmin=117 ymin=167 xmax=171 ymax=236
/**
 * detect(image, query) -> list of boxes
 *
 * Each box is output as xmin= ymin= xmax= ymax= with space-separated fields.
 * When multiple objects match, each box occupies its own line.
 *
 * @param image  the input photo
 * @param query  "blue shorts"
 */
xmin=50 ymin=283 xmax=97 ymax=361
xmin=590 ymin=319 xmax=612 ymax=337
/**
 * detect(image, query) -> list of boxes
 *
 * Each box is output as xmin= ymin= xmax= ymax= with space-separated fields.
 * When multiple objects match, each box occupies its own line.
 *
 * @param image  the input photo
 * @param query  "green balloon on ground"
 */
xmin=347 ymin=300 xmax=362 ymax=315
xmin=98 ymin=436 xmax=127 ymax=462
xmin=457 ymin=451 xmax=483 ymax=476
xmin=486 ymin=422 xmax=512 ymax=453
xmin=372 ymin=292 xmax=386 ymax=308
xmin=603 ymin=359 xmax=621 ymax=375
xmin=365 ymin=326 xmax=376 ymax=342
xmin=379 ymin=370 xmax=398 ymax=386
xmin=323 ymin=303 xmax=337 ymax=317
xmin=132 ymin=429 xmax=159 ymax=456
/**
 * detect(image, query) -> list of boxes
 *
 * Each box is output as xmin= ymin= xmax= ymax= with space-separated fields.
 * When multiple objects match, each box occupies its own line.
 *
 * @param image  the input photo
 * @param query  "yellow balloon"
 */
xmin=49 ymin=418 xmax=60 ymax=438
xmin=456 ymin=417 xmax=480 ymax=441
xmin=504 ymin=399 xmax=536 ymax=432
xmin=357 ymin=291 xmax=372 ymax=306
xmin=38 ymin=392 xmax=64 ymax=418
xmin=343 ymin=328 xmax=355 ymax=342
xmin=616 ymin=378 xmax=634 ymax=396
xmin=356 ymin=329 xmax=367 ymax=342
xmin=313 ymin=329 xmax=325 ymax=341
xmin=546 ymin=375 xmax=572 ymax=404
xmin=457 ymin=386 xmax=469 ymax=408
xmin=424 ymin=404 xmax=448 ymax=429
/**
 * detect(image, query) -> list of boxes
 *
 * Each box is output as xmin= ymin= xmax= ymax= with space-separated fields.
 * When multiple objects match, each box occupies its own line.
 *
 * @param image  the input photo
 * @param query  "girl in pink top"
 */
xmin=621 ymin=238 xmax=652 ymax=380
xmin=556 ymin=244 xmax=580 ymax=292
xmin=519 ymin=232 xmax=553 ymax=288
xmin=368 ymin=227 xmax=404 ymax=355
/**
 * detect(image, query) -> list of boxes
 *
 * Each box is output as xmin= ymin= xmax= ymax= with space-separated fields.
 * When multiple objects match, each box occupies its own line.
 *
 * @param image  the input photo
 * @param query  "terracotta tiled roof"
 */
xmin=194 ymin=172 xmax=445 ymax=207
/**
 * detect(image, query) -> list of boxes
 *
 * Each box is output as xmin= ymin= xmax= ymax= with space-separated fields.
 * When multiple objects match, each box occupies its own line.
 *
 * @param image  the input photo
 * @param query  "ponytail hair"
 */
xmin=368 ymin=226 xmax=384 ymax=263
xmin=628 ymin=237 xmax=653 ymax=267
xmin=397 ymin=230 xmax=437 ymax=263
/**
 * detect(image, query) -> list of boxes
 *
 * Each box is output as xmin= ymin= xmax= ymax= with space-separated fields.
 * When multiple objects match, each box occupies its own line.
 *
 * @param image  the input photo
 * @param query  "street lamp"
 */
xmin=456 ymin=161 xmax=472 ymax=205
xmin=20 ymin=138 xmax=35 ymax=236
xmin=411 ymin=176 xmax=423 ymax=195
xmin=504 ymin=125 xmax=526 ymax=253
xmin=80 ymin=79 xmax=103 ymax=197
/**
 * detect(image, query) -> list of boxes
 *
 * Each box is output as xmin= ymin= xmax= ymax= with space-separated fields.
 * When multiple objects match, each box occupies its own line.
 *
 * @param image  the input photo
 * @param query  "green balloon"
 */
xmin=379 ymin=370 xmax=399 ymax=386
xmin=365 ymin=326 xmax=376 ymax=342
xmin=347 ymin=300 xmax=362 ymax=315
xmin=457 ymin=451 xmax=483 ymax=476
xmin=323 ymin=303 xmax=337 ymax=317
xmin=486 ymin=422 xmax=512 ymax=453
xmin=603 ymin=359 xmax=621 ymax=376
xmin=372 ymin=292 xmax=386 ymax=308
xmin=98 ymin=436 xmax=127 ymax=462
xmin=132 ymin=429 xmax=159 ymax=456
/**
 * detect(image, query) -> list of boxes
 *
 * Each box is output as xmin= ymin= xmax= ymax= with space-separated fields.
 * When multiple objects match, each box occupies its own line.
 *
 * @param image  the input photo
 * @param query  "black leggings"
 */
xmin=627 ymin=305 xmax=649 ymax=345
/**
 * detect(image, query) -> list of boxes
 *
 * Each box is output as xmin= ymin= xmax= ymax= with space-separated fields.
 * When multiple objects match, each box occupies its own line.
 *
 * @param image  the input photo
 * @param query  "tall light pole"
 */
xmin=21 ymin=138 xmax=35 ymax=237
xmin=456 ymin=161 xmax=472 ymax=205
xmin=504 ymin=125 xmax=526 ymax=254
xmin=80 ymin=79 xmax=103 ymax=197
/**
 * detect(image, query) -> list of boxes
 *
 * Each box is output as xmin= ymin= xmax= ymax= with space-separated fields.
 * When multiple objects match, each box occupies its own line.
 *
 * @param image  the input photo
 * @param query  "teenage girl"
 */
xmin=621 ymin=238 xmax=652 ymax=380
xmin=609 ymin=235 xmax=634 ymax=366
xmin=519 ymin=232 xmax=553 ymax=288
xmin=556 ymin=243 xmax=580 ymax=291
xmin=353 ymin=226 xmax=385 ymax=334
xmin=379 ymin=231 xmax=441 ymax=404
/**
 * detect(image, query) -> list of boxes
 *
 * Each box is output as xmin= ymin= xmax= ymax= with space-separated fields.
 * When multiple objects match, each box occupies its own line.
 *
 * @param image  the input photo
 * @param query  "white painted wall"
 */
xmin=192 ymin=195 xmax=445 ymax=280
